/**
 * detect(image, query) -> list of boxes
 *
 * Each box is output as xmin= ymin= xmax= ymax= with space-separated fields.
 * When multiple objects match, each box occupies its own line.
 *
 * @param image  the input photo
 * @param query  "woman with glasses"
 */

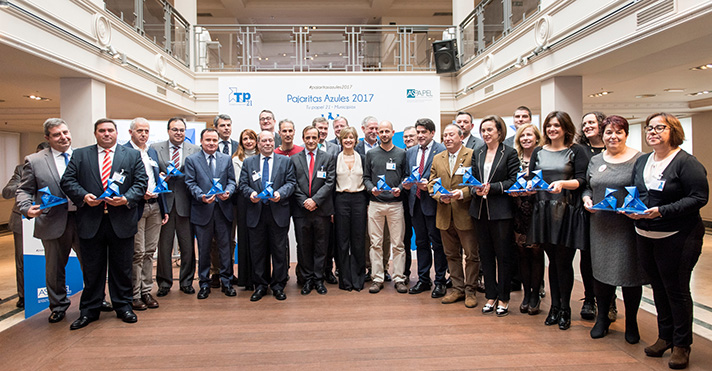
xmin=582 ymin=115 xmax=647 ymax=344
xmin=232 ymin=129 xmax=259 ymax=290
xmin=626 ymin=113 xmax=708 ymax=369
xmin=528 ymin=111 xmax=589 ymax=330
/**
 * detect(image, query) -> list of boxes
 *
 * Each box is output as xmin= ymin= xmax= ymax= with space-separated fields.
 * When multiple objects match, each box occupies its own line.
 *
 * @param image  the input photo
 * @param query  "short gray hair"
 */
xmin=278 ymin=119 xmax=294 ymax=131
xmin=43 ymin=118 xmax=67 ymax=136
xmin=213 ymin=114 xmax=231 ymax=127
xmin=129 ymin=117 xmax=149 ymax=130
xmin=361 ymin=116 xmax=378 ymax=127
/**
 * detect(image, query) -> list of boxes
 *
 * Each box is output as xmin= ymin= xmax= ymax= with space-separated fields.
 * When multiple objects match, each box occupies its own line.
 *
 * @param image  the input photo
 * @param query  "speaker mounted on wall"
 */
xmin=432 ymin=39 xmax=460 ymax=74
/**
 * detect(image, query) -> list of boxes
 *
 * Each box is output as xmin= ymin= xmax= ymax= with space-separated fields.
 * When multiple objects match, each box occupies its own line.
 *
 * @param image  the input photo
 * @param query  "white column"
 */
xmin=60 ymin=78 xmax=106 ymax=148
xmin=540 ymin=76 xmax=582 ymax=129
xmin=452 ymin=0 xmax=475 ymax=26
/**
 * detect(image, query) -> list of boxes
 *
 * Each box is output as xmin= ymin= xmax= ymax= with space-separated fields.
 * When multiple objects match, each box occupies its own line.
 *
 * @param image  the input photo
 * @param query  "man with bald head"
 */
xmin=362 ymin=121 xmax=408 ymax=294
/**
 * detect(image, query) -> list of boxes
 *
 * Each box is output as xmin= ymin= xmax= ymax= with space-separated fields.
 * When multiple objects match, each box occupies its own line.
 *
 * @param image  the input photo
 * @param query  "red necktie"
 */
xmin=416 ymin=146 xmax=426 ymax=199
xmin=171 ymin=146 xmax=180 ymax=168
xmin=101 ymin=149 xmax=112 ymax=190
xmin=308 ymin=151 xmax=315 ymax=196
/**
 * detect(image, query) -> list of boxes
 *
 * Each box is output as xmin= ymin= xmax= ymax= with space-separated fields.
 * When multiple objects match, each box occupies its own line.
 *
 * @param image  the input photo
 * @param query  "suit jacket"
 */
xmin=122 ymin=142 xmax=167 ymax=218
xmin=61 ymin=144 xmax=148 ymax=239
xmin=354 ymin=139 xmax=379 ymax=157
xmin=238 ymin=153 xmax=296 ymax=228
xmin=290 ymin=149 xmax=335 ymax=218
xmin=465 ymin=135 xmax=485 ymax=151
xmin=469 ymin=143 xmax=519 ymax=220
xmin=184 ymin=150 xmax=236 ymax=226
xmin=319 ymin=140 xmax=340 ymax=157
xmin=405 ymin=141 xmax=446 ymax=217
xmin=15 ymin=149 xmax=72 ymax=240
xmin=428 ymin=146 xmax=474 ymax=231
xmin=2 ymin=164 xmax=23 ymax=234
xmin=220 ymin=138 xmax=239 ymax=155
xmin=150 ymin=140 xmax=200 ymax=217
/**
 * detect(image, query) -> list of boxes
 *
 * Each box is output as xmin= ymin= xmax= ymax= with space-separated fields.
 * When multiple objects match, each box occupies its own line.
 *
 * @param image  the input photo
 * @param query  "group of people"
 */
xmin=3 ymin=106 xmax=707 ymax=369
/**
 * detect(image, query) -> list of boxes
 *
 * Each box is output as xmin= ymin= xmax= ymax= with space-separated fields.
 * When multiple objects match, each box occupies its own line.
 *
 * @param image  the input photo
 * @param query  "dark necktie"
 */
xmin=222 ymin=141 xmax=230 ymax=155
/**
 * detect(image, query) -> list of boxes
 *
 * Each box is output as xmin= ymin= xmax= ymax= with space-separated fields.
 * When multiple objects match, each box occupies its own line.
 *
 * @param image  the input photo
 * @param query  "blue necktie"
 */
xmin=62 ymin=152 xmax=69 ymax=166
xmin=262 ymin=157 xmax=270 ymax=203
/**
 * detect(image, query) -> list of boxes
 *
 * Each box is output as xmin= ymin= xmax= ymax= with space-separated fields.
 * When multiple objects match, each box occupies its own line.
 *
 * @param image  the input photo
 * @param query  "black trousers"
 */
xmin=403 ymin=200 xmax=412 ymax=277
xmin=235 ymin=195 xmax=257 ymax=288
xmin=294 ymin=213 xmax=330 ymax=283
xmin=78 ymin=214 xmax=133 ymax=317
xmin=474 ymin=218 xmax=515 ymax=301
xmin=637 ymin=221 xmax=704 ymax=347
xmin=411 ymin=198 xmax=447 ymax=285
xmin=334 ymin=191 xmax=367 ymax=290
xmin=248 ymin=207 xmax=289 ymax=291
xmin=195 ymin=207 xmax=232 ymax=289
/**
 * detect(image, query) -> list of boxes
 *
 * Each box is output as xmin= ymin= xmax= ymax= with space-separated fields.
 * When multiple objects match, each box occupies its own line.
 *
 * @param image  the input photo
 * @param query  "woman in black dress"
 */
xmin=232 ymin=129 xmax=258 ymax=290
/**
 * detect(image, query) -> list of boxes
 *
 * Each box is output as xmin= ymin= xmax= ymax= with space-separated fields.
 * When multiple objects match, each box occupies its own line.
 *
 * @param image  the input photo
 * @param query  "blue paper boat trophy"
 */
xmin=617 ymin=186 xmax=648 ymax=214
xmin=458 ymin=167 xmax=483 ymax=187
xmin=39 ymin=186 xmax=67 ymax=209
xmin=402 ymin=166 xmax=421 ymax=184
xmin=98 ymin=179 xmax=122 ymax=200
xmin=530 ymin=170 xmax=551 ymax=191
xmin=376 ymin=175 xmax=392 ymax=191
xmin=166 ymin=161 xmax=184 ymax=177
xmin=590 ymin=188 xmax=618 ymax=211
xmin=505 ymin=171 xmax=530 ymax=193
xmin=432 ymin=178 xmax=451 ymax=196
xmin=206 ymin=178 xmax=226 ymax=195
xmin=153 ymin=175 xmax=172 ymax=194
xmin=257 ymin=181 xmax=275 ymax=200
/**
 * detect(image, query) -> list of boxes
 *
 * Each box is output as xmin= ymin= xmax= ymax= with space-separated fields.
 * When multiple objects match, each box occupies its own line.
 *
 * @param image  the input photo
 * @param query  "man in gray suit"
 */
xmin=3 ymin=163 xmax=25 ymax=308
xmin=455 ymin=111 xmax=485 ymax=151
xmin=16 ymin=118 xmax=80 ymax=323
xmin=313 ymin=117 xmax=340 ymax=156
xmin=150 ymin=117 xmax=200 ymax=296
xmin=184 ymin=128 xmax=236 ymax=299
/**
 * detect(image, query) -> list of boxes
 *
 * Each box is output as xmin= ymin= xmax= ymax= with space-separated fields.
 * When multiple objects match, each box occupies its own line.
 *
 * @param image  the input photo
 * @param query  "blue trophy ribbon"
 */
xmin=166 ymin=161 xmax=184 ymax=177
xmin=402 ymin=165 xmax=421 ymax=185
xmin=458 ymin=167 xmax=483 ymax=187
xmin=98 ymin=179 xmax=122 ymax=200
xmin=617 ymin=186 xmax=648 ymax=214
xmin=530 ymin=170 xmax=551 ymax=191
xmin=432 ymin=178 xmax=451 ymax=196
xmin=206 ymin=178 xmax=226 ymax=195
xmin=590 ymin=188 xmax=618 ymax=211
xmin=39 ymin=186 xmax=67 ymax=209
xmin=153 ymin=175 xmax=172 ymax=194
xmin=376 ymin=175 xmax=392 ymax=191
xmin=257 ymin=181 xmax=275 ymax=200
xmin=505 ymin=171 xmax=530 ymax=193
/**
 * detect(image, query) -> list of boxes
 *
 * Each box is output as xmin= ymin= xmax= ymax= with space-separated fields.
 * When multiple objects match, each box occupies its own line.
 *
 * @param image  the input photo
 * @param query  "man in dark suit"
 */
xmin=312 ymin=117 xmax=339 ymax=284
xmin=314 ymin=117 xmax=340 ymax=157
xmin=239 ymin=131 xmax=296 ymax=301
xmin=61 ymin=118 xmax=147 ymax=330
xmin=124 ymin=118 xmax=168 ymax=310
xmin=150 ymin=117 xmax=200 ymax=296
xmin=403 ymin=118 xmax=448 ymax=298
xmin=291 ymin=126 xmax=335 ymax=295
xmin=455 ymin=111 xmax=485 ymax=151
xmin=16 ymin=120 xmax=78 ymax=320
xmin=503 ymin=106 xmax=532 ymax=147
xmin=2 ymin=163 xmax=25 ymax=308
xmin=259 ymin=110 xmax=282 ymax=146
xmin=354 ymin=116 xmax=380 ymax=156
xmin=329 ymin=116 xmax=348 ymax=150
xmin=185 ymin=128 xmax=237 ymax=299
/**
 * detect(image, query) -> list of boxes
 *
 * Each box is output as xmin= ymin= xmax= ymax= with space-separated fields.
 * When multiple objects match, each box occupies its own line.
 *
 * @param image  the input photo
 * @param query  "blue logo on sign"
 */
xmin=321 ymin=112 xmax=341 ymax=121
xmin=228 ymin=87 xmax=253 ymax=106
xmin=407 ymin=89 xmax=433 ymax=98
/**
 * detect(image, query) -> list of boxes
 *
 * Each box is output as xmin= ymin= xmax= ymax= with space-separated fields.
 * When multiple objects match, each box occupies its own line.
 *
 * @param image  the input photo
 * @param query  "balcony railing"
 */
xmin=105 ymin=0 xmax=190 ymax=66
xmin=194 ymin=24 xmax=452 ymax=72
xmin=460 ymin=0 xmax=540 ymax=66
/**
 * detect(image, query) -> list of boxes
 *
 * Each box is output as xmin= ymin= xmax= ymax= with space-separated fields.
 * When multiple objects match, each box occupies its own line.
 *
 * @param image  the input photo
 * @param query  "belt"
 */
xmin=146 ymin=198 xmax=158 ymax=204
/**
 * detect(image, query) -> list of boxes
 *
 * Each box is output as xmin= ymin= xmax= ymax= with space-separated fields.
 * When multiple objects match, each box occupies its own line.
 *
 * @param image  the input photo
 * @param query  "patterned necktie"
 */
xmin=101 ymin=149 xmax=112 ymax=190
xmin=308 ymin=151 xmax=315 ymax=196
xmin=61 ymin=152 xmax=70 ymax=166
xmin=222 ymin=141 xmax=230 ymax=155
xmin=416 ymin=145 xmax=426 ymax=199
xmin=171 ymin=146 xmax=180 ymax=168
xmin=449 ymin=153 xmax=456 ymax=174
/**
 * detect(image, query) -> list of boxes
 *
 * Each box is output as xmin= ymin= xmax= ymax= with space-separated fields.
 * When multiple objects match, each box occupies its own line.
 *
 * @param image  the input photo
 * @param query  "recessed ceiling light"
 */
xmin=690 ymin=63 xmax=712 ymax=71
xmin=23 ymin=94 xmax=51 ymax=101
xmin=664 ymin=88 xmax=685 ymax=93
xmin=588 ymin=90 xmax=613 ymax=98
xmin=636 ymin=94 xmax=656 ymax=98
xmin=687 ymin=90 xmax=711 ymax=96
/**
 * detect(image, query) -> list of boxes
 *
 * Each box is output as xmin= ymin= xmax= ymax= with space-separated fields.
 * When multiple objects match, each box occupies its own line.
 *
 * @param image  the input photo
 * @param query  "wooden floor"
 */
xmin=2 ymin=265 xmax=712 ymax=370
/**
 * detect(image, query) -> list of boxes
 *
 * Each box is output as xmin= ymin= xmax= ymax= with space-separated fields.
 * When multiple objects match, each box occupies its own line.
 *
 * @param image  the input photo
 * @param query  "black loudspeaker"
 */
xmin=433 ymin=39 xmax=460 ymax=73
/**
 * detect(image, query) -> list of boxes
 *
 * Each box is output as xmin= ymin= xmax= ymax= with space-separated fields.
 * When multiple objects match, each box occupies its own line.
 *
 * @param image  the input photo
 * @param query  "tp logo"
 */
xmin=228 ymin=87 xmax=253 ymax=106
xmin=37 ymin=287 xmax=48 ymax=299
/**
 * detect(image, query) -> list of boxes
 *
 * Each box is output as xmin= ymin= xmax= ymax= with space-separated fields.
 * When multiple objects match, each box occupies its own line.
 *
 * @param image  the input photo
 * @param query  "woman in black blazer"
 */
xmin=627 ymin=113 xmax=708 ymax=369
xmin=469 ymin=115 xmax=519 ymax=316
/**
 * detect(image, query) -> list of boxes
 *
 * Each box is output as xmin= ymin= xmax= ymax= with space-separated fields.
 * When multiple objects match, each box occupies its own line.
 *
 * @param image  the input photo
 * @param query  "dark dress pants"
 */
xmin=334 ymin=191 xmax=367 ymax=290
xmin=156 ymin=207 xmax=195 ymax=289
xmin=235 ymin=195 xmax=254 ymax=287
xmin=474 ymin=218 xmax=515 ymax=302
xmin=411 ymin=198 xmax=447 ymax=285
xmin=248 ymin=206 xmax=289 ymax=291
xmin=195 ymin=207 xmax=233 ymax=289
xmin=294 ymin=213 xmax=330 ymax=283
xmin=43 ymin=212 xmax=81 ymax=312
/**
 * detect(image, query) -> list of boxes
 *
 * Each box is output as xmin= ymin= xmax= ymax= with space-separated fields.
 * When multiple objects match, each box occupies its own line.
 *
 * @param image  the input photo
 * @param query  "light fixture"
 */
xmin=690 ymin=63 xmax=712 ymax=71
xmin=588 ymin=90 xmax=613 ymax=98
xmin=171 ymin=80 xmax=179 ymax=90
xmin=119 ymin=53 xmax=128 ymax=66
xmin=24 ymin=94 xmax=50 ymax=101
xmin=687 ymin=90 xmax=711 ymax=96
xmin=635 ymin=94 xmax=656 ymax=98
xmin=664 ymin=88 xmax=685 ymax=93
xmin=514 ymin=55 xmax=527 ymax=69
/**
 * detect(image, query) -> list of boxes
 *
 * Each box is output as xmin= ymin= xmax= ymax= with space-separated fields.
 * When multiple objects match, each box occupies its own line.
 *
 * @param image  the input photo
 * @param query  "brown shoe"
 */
xmin=669 ymin=346 xmax=690 ymax=369
xmin=394 ymin=282 xmax=408 ymax=294
xmin=369 ymin=282 xmax=384 ymax=294
xmin=131 ymin=298 xmax=147 ymax=311
xmin=441 ymin=290 xmax=465 ymax=304
xmin=142 ymin=293 xmax=159 ymax=309
xmin=644 ymin=338 xmax=673 ymax=357
xmin=465 ymin=292 xmax=478 ymax=308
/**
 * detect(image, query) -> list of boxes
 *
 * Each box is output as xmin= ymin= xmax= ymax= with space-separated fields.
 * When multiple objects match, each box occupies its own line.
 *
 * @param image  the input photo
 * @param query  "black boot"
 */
xmin=544 ymin=306 xmax=560 ymax=326
xmin=558 ymin=308 xmax=571 ymax=330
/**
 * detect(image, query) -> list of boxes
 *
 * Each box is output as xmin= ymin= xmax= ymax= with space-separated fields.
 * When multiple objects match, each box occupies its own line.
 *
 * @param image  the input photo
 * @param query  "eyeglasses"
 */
xmin=169 ymin=128 xmax=185 ymax=133
xmin=644 ymin=125 xmax=668 ymax=134
xmin=259 ymin=117 xmax=274 ymax=122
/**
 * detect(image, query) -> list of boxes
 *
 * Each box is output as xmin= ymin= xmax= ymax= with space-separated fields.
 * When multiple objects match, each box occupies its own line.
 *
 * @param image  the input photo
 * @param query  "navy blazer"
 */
xmin=184 ymin=150 xmax=236 ymax=226
xmin=61 ymin=144 xmax=148 ymax=239
xmin=122 ymin=142 xmax=167 ymax=219
xmin=238 ymin=153 xmax=296 ymax=228
xmin=290 ymin=149 xmax=335 ymax=218
xmin=468 ymin=143 xmax=519 ymax=220
xmin=405 ymin=141 xmax=446 ymax=217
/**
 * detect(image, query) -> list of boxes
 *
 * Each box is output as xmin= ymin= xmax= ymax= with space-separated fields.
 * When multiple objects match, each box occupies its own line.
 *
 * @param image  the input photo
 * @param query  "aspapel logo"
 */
xmin=37 ymin=287 xmax=49 ymax=298
xmin=406 ymin=89 xmax=433 ymax=98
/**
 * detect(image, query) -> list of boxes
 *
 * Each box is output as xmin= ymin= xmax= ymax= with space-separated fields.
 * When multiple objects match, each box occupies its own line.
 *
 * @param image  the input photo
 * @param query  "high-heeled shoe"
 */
xmin=644 ymin=338 xmax=673 ymax=357
xmin=528 ymin=296 xmax=541 ymax=315
xmin=519 ymin=297 xmax=529 ymax=313
xmin=482 ymin=300 xmax=497 ymax=314
xmin=496 ymin=302 xmax=509 ymax=317
xmin=590 ymin=318 xmax=610 ymax=339
xmin=558 ymin=308 xmax=571 ymax=330
xmin=544 ymin=306 xmax=560 ymax=325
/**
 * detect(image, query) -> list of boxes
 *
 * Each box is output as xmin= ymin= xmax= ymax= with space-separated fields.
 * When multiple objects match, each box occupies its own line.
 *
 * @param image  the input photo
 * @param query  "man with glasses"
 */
xmin=259 ymin=110 xmax=282 ymax=147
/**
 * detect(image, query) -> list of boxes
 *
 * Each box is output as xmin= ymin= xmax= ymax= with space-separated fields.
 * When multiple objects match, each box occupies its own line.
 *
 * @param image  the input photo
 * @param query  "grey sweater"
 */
xmin=363 ymin=145 xmax=407 ymax=203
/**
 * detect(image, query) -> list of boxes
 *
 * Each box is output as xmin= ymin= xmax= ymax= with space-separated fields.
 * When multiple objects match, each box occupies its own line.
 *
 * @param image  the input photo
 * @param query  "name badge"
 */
xmin=455 ymin=166 xmax=467 ymax=175
xmin=654 ymin=180 xmax=665 ymax=191
xmin=112 ymin=171 xmax=126 ymax=184
xmin=317 ymin=170 xmax=327 ymax=179
xmin=252 ymin=171 xmax=261 ymax=181
xmin=386 ymin=162 xmax=396 ymax=171
xmin=149 ymin=159 xmax=158 ymax=168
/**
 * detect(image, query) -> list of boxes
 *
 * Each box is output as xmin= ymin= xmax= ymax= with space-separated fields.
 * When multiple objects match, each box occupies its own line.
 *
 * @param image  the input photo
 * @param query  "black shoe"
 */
xmin=365 ymin=269 xmax=373 ymax=282
xmin=70 ymin=315 xmax=94 ymax=330
xmin=16 ymin=298 xmax=24 ymax=308
xmin=580 ymin=298 xmax=596 ymax=320
xmin=476 ymin=276 xmax=486 ymax=293
xmin=180 ymin=286 xmax=195 ymax=294
xmin=315 ymin=281 xmax=328 ymax=295
xmin=301 ymin=281 xmax=314 ymax=295
xmin=544 ymin=306 xmax=561 ymax=326
xmin=273 ymin=289 xmax=287 ymax=301
xmin=324 ymin=272 xmax=338 ymax=285
xmin=250 ymin=288 xmax=267 ymax=302
xmin=116 ymin=310 xmax=138 ymax=323
xmin=558 ymin=309 xmax=571 ymax=330
xmin=408 ymin=281 xmax=432 ymax=295
xmin=210 ymin=274 xmax=221 ymax=288
xmin=230 ymin=275 xmax=239 ymax=286
xmin=156 ymin=287 xmax=170 ymax=297
xmin=431 ymin=283 xmax=447 ymax=298
xmin=197 ymin=287 xmax=210 ymax=299
xmin=221 ymin=285 xmax=236 ymax=297
xmin=625 ymin=320 xmax=640 ymax=344
xmin=100 ymin=300 xmax=113 ymax=312
xmin=590 ymin=318 xmax=611 ymax=339
xmin=445 ymin=277 xmax=453 ymax=288
xmin=48 ymin=310 xmax=65 ymax=323
xmin=384 ymin=272 xmax=392 ymax=282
